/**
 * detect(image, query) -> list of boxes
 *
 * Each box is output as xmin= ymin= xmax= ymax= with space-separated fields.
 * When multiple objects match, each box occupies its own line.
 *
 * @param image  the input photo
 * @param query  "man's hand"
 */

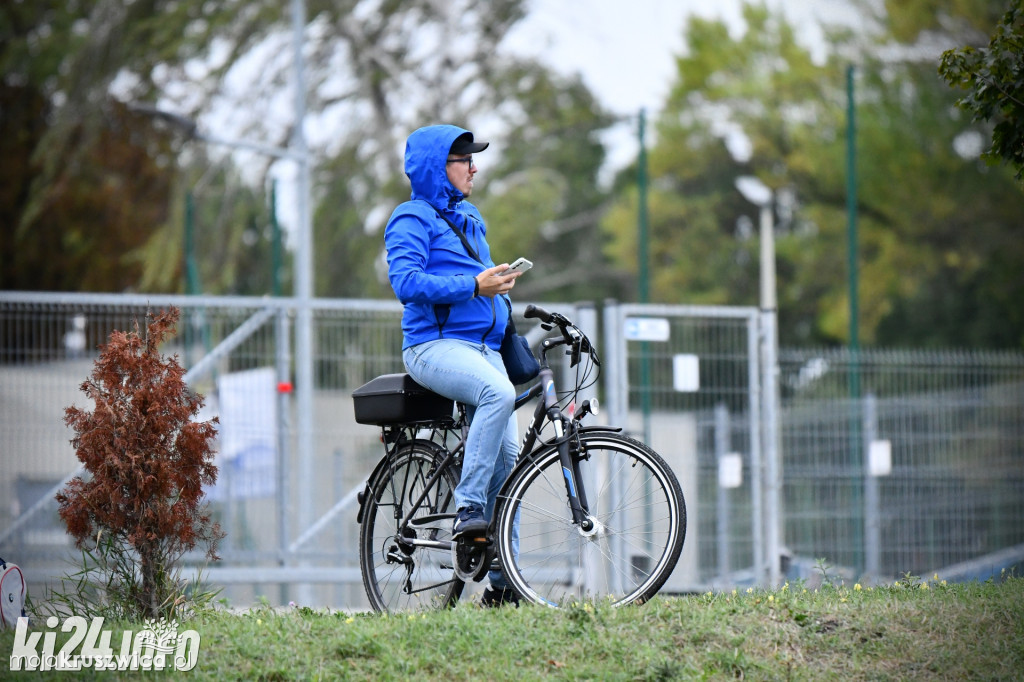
xmin=475 ymin=264 xmax=521 ymax=297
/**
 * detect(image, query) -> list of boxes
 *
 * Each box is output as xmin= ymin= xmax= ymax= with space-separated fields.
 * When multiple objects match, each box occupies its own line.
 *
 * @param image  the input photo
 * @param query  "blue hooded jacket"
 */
xmin=385 ymin=125 xmax=508 ymax=350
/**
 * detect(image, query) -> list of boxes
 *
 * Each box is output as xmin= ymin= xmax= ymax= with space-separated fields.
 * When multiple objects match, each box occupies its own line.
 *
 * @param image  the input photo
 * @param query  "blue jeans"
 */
xmin=403 ymin=339 xmax=520 ymax=589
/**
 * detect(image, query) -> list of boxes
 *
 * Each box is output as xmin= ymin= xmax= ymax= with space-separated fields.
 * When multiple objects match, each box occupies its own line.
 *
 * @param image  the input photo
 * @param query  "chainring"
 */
xmin=451 ymin=536 xmax=494 ymax=582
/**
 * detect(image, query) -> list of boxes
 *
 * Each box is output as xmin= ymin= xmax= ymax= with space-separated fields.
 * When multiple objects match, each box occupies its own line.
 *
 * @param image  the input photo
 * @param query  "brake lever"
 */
xmin=562 ymin=325 xmax=579 ymax=366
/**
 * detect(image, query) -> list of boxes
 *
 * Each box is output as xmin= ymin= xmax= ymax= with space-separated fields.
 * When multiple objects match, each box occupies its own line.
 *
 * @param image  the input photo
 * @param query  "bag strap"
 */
xmin=431 ymin=207 xmax=483 ymax=264
xmin=501 ymin=296 xmax=517 ymax=332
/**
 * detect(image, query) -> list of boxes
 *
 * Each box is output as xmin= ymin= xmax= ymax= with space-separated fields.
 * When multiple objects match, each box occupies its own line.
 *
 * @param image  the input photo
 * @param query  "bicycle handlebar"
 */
xmin=523 ymin=304 xmax=552 ymax=323
xmin=523 ymin=304 xmax=600 ymax=367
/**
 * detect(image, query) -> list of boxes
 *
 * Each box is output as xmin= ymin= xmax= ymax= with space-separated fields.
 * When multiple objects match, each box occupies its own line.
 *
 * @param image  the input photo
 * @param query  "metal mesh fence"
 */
xmin=0 ymin=294 xmax=407 ymax=609
xmin=779 ymin=348 xmax=1024 ymax=583
xmin=3 ymin=293 xmax=1023 ymax=609
xmin=0 ymin=293 xmax=577 ymax=608
xmin=609 ymin=305 xmax=1024 ymax=589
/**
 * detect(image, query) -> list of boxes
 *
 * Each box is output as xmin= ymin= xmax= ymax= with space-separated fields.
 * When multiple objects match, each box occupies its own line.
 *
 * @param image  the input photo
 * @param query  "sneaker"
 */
xmin=481 ymin=586 xmax=519 ymax=608
xmin=452 ymin=505 xmax=487 ymax=540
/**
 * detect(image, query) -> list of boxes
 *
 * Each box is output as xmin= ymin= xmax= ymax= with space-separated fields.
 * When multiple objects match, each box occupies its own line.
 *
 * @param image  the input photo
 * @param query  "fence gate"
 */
xmin=602 ymin=302 xmax=774 ymax=591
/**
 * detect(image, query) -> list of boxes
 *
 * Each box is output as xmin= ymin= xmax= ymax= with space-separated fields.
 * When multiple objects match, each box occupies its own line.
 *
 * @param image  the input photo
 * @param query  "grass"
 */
xmin=3 ymin=574 xmax=1023 ymax=680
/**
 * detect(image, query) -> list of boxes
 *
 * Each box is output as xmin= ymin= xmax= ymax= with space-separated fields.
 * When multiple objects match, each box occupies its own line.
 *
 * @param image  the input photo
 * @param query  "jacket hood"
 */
xmin=404 ymin=124 xmax=472 ymax=211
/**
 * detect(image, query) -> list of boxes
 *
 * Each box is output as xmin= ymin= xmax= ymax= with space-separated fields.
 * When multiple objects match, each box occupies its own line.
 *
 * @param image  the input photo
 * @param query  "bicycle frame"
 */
xmin=372 ymin=328 xmax=606 ymax=557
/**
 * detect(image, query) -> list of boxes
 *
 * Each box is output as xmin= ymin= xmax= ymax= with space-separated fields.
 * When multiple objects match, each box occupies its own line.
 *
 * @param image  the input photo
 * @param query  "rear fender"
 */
xmin=356 ymin=438 xmax=448 ymax=524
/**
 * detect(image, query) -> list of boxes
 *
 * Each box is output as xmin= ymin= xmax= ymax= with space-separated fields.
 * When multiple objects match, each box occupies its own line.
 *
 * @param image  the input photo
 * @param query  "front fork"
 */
xmin=537 ymin=368 xmax=593 ymax=531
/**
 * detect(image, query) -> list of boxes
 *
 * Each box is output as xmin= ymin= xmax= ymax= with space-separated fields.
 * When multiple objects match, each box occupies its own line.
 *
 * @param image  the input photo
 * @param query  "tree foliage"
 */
xmin=290 ymin=1 xmax=616 ymax=302
xmin=882 ymin=0 xmax=1007 ymax=44
xmin=3 ymin=0 xmax=618 ymax=302
xmin=57 ymin=308 xmax=222 ymax=619
xmin=0 ymin=86 xmax=176 ymax=291
xmin=602 ymin=6 xmax=848 ymax=333
xmin=601 ymin=2 xmax=1024 ymax=348
xmin=939 ymin=2 xmax=1024 ymax=180
xmin=0 ymin=0 xmax=272 ymax=293
xmin=472 ymin=62 xmax=618 ymax=302
xmin=6 ymin=0 xmax=1022 ymax=350
xmin=133 ymin=162 xmax=283 ymax=296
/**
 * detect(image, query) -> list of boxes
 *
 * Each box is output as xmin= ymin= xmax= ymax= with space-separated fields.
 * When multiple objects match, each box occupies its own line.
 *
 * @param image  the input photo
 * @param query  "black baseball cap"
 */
xmin=449 ymin=132 xmax=489 ymax=155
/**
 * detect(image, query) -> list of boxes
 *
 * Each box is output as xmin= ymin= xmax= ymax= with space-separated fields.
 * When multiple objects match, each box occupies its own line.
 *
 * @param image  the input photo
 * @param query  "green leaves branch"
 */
xmin=940 ymin=3 xmax=1024 ymax=180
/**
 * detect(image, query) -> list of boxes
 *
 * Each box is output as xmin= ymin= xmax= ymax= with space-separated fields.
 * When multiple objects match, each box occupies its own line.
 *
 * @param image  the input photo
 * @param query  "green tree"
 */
xmin=882 ymin=0 xmax=1007 ymax=44
xmin=294 ymin=2 xmax=617 ymax=302
xmin=0 ymin=0 xmax=279 ymax=293
xmin=939 ymin=2 xmax=1024 ymax=180
xmin=0 ymin=92 xmax=175 ymax=291
xmin=602 ymin=7 xmax=835 ymax=325
xmin=3 ymin=0 xmax=619 ymax=300
xmin=134 ymin=159 xmax=283 ymax=296
xmin=472 ymin=62 xmax=617 ymax=302
xmin=601 ymin=2 xmax=1024 ymax=348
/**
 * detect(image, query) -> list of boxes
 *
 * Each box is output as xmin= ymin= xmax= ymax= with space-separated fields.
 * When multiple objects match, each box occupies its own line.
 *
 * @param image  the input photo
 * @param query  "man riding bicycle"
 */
xmin=384 ymin=124 xmax=524 ymax=606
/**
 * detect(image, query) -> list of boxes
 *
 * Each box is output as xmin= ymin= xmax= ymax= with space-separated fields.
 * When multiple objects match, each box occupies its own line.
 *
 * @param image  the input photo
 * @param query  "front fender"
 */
xmin=535 ymin=424 xmax=623 ymax=449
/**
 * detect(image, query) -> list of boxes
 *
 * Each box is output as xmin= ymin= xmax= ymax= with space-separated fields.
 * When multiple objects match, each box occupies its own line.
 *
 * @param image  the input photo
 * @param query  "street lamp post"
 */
xmin=288 ymin=0 xmax=315 ymax=606
xmin=127 ymin=105 xmax=307 ymax=163
xmin=735 ymin=175 xmax=783 ymax=587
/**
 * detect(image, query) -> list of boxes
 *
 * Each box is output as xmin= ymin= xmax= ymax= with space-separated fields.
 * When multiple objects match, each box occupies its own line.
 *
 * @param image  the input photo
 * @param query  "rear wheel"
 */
xmin=495 ymin=431 xmax=686 ymax=607
xmin=359 ymin=441 xmax=463 ymax=612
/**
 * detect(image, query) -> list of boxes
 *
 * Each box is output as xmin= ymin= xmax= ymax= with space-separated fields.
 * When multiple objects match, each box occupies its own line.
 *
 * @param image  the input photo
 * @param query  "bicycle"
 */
xmin=353 ymin=304 xmax=686 ymax=612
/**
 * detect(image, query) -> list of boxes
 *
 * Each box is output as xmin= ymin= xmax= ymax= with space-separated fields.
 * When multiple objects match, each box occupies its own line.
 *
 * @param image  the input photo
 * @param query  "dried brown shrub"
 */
xmin=57 ymin=307 xmax=222 ymax=619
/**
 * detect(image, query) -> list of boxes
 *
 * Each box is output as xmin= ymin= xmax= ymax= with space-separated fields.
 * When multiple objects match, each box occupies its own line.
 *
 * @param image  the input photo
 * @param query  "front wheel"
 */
xmin=494 ymin=431 xmax=686 ymax=607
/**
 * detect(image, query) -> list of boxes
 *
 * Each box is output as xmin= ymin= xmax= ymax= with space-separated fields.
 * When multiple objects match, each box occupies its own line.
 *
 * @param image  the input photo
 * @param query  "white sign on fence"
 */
xmin=624 ymin=317 xmax=670 ymax=342
xmin=869 ymin=439 xmax=892 ymax=477
xmin=719 ymin=453 xmax=744 ymax=489
xmin=209 ymin=367 xmax=278 ymax=499
xmin=672 ymin=354 xmax=700 ymax=392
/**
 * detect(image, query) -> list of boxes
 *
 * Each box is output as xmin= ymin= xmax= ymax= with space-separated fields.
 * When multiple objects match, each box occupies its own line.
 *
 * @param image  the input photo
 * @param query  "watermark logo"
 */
xmin=8 ymin=616 xmax=200 ymax=672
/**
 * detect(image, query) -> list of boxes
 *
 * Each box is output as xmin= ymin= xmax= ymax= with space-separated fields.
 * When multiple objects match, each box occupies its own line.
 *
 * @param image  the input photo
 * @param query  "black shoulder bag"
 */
xmin=432 ymin=209 xmax=540 ymax=385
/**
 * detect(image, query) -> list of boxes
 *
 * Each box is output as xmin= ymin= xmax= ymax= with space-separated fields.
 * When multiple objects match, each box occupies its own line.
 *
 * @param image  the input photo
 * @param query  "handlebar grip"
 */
xmin=523 ymin=304 xmax=553 ymax=323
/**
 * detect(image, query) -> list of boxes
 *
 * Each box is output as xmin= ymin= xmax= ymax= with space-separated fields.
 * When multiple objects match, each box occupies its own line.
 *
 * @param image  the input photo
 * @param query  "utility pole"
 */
xmin=846 ymin=64 xmax=866 ymax=575
xmin=637 ymin=108 xmax=650 ymax=305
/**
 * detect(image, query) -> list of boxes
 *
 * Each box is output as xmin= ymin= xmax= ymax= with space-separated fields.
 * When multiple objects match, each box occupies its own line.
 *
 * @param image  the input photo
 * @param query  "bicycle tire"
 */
xmin=494 ymin=431 xmax=686 ymax=607
xmin=359 ymin=440 xmax=464 ymax=612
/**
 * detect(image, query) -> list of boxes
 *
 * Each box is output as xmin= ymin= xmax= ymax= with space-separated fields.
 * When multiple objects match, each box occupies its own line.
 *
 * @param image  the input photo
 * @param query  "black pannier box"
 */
xmin=352 ymin=373 xmax=454 ymax=426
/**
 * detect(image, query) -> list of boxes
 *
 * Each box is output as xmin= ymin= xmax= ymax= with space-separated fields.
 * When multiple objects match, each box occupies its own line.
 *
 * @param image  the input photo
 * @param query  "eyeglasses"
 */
xmin=446 ymin=156 xmax=475 ymax=167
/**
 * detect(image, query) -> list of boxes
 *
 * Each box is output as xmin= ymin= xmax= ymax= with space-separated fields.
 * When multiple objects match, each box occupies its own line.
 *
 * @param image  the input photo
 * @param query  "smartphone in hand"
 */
xmin=502 ymin=257 xmax=533 ymax=275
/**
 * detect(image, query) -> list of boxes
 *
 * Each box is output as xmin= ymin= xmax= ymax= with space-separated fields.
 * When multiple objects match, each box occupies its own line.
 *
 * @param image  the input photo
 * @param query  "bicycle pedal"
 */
xmin=457 ymin=534 xmax=491 ymax=546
